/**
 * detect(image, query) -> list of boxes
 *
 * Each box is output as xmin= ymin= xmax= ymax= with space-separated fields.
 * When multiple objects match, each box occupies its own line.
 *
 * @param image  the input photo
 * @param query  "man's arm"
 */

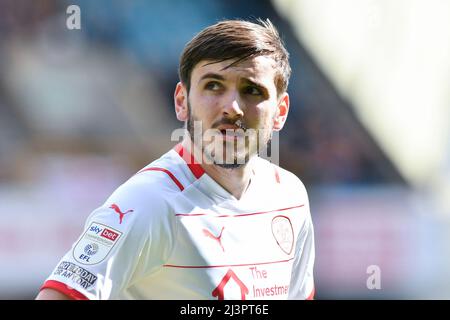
xmin=35 ymin=288 xmax=72 ymax=300
xmin=288 ymin=215 xmax=315 ymax=299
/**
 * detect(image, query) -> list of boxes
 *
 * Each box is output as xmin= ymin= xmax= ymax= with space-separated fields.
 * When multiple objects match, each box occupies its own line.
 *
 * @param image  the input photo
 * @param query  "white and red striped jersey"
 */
xmin=40 ymin=144 xmax=315 ymax=300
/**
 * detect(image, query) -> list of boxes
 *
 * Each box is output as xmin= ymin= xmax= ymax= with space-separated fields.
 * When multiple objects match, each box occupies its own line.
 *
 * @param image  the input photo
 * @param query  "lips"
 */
xmin=213 ymin=126 xmax=246 ymax=142
xmin=216 ymin=125 xmax=241 ymax=132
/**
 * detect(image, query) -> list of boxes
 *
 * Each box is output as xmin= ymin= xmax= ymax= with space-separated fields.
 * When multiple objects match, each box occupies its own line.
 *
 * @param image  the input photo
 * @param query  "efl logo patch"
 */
xmin=73 ymin=222 xmax=122 ymax=265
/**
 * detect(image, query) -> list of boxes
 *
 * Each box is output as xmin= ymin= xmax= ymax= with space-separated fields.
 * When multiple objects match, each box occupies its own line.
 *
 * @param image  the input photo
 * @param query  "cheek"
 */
xmin=250 ymin=104 xmax=275 ymax=128
xmin=190 ymin=96 xmax=221 ymax=125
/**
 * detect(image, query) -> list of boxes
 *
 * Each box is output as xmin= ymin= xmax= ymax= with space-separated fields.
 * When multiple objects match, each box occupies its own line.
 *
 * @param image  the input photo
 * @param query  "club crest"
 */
xmin=271 ymin=215 xmax=294 ymax=255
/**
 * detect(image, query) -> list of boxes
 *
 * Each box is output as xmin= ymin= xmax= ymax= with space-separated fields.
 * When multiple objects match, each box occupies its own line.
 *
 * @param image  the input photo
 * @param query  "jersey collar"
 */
xmin=173 ymin=143 xmax=205 ymax=179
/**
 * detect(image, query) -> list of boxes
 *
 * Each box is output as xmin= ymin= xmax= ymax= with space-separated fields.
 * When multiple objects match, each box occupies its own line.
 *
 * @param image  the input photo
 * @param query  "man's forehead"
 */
xmin=195 ymin=56 xmax=276 ymax=79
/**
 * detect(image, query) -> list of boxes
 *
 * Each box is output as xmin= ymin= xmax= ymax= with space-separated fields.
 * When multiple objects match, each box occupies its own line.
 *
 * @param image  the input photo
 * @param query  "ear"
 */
xmin=273 ymin=93 xmax=289 ymax=131
xmin=174 ymin=82 xmax=189 ymax=122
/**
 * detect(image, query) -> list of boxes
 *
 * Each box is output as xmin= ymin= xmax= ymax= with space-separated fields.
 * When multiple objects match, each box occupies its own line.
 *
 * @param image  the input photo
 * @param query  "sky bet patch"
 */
xmin=72 ymin=222 xmax=122 ymax=265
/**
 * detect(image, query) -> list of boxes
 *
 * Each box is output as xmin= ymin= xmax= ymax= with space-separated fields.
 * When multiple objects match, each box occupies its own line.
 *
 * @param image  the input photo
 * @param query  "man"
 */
xmin=36 ymin=18 xmax=315 ymax=300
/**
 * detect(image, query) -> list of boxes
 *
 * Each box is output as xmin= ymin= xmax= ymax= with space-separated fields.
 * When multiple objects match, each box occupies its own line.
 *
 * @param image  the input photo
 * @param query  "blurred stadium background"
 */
xmin=1 ymin=0 xmax=449 ymax=299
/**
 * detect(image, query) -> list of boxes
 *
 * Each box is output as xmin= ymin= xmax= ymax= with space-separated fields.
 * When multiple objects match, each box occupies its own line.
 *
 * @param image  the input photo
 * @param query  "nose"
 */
xmin=222 ymin=91 xmax=244 ymax=118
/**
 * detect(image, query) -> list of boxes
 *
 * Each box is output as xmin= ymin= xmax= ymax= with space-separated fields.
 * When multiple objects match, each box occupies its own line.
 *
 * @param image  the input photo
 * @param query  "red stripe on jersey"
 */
xmin=163 ymin=257 xmax=294 ymax=269
xmin=174 ymin=143 xmax=205 ymax=179
xmin=40 ymin=280 xmax=89 ymax=300
xmin=306 ymin=287 xmax=315 ymax=300
xmin=274 ymin=167 xmax=280 ymax=184
xmin=175 ymin=204 xmax=304 ymax=218
xmin=139 ymin=167 xmax=184 ymax=191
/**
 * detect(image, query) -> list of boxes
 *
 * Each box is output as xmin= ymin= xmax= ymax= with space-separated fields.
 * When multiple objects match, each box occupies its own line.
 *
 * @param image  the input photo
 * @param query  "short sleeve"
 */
xmin=288 ymin=213 xmax=315 ymax=300
xmin=40 ymin=175 xmax=176 ymax=300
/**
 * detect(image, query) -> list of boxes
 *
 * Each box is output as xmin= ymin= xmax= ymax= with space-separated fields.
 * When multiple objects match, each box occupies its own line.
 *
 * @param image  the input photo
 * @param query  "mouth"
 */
xmin=217 ymin=125 xmax=242 ymax=132
xmin=216 ymin=127 xmax=247 ymax=140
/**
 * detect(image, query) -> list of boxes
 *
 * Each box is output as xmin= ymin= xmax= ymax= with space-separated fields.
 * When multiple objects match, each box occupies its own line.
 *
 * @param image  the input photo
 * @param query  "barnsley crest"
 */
xmin=271 ymin=215 xmax=294 ymax=255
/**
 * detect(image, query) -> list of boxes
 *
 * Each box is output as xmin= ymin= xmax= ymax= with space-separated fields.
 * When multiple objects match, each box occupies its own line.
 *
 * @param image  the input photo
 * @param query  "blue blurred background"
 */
xmin=1 ymin=0 xmax=449 ymax=299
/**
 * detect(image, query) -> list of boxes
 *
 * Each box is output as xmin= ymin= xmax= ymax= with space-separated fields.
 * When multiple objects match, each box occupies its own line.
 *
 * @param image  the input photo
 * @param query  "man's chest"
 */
xmin=158 ymin=193 xmax=308 ymax=299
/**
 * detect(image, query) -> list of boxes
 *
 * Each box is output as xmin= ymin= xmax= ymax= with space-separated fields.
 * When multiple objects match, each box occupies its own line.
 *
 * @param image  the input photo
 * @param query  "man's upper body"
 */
xmin=37 ymin=144 xmax=314 ymax=300
xmin=36 ymin=18 xmax=315 ymax=300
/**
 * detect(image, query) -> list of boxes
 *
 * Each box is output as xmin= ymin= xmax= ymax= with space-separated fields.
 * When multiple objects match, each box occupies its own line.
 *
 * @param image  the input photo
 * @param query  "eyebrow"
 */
xmin=199 ymin=73 xmax=267 ymax=89
xmin=241 ymin=78 xmax=270 ymax=97
xmin=198 ymin=73 xmax=226 ymax=84
xmin=242 ymin=78 xmax=267 ymax=90
xmin=198 ymin=72 xmax=270 ymax=97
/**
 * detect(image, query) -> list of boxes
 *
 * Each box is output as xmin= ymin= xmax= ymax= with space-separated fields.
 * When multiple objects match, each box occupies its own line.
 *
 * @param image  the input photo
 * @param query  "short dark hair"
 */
xmin=179 ymin=18 xmax=291 ymax=97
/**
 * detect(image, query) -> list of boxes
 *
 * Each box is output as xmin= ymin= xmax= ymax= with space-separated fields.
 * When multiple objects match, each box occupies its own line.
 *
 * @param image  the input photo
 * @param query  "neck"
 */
xmin=181 ymin=138 xmax=254 ymax=200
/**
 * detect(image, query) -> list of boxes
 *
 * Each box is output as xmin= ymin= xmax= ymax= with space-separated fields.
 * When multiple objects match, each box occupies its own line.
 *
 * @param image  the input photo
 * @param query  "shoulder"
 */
xmin=106 ymin=148 xmax=189 ymax=212
xmin=276 ymin=165 xmax=308 ymax=197
xmin=85 ymin=151 xmax=187 ymax=234
xmin=256 ymin=157 xmax=309 ymax=200
xmin=277 ymin=165 xmax=310 ymax=214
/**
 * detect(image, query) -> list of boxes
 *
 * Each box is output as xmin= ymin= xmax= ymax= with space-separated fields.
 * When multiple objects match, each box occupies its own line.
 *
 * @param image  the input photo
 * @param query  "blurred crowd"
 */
xmin=3 ymin=0 xmax=432 ymax=300
xmin=0 ymin=0 xmax=404 ymax=188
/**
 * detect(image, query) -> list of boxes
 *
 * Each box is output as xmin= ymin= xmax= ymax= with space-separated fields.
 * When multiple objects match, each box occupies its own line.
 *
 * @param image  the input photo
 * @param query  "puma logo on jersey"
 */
xmin=109 ymin=203 xmax=134 ymax=224
xmin=203 ymin=226 xmax=225 ymax=251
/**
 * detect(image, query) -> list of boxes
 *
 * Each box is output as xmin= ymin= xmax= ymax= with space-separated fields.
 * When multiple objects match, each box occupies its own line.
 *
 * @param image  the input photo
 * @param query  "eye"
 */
xmin=204 ymin=81 xmax=222 ymax=91
xmin=243 ymin=86 xmax=263 ymax=96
